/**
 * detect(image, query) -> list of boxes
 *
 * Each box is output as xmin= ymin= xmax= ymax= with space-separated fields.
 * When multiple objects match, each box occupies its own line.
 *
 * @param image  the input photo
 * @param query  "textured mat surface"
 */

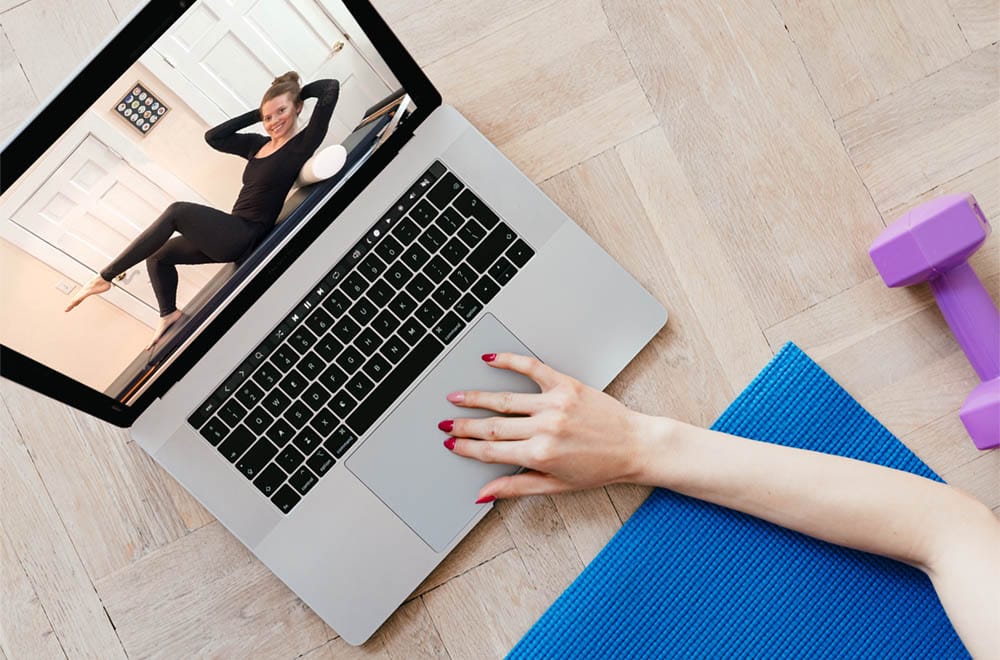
xmin=507 ymin=342 xmax=967 ymax=659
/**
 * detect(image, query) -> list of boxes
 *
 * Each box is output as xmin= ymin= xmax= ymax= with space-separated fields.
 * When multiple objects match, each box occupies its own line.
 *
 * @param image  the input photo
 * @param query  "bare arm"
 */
xmin=446 ymin=353 xmax=1000 ymax=658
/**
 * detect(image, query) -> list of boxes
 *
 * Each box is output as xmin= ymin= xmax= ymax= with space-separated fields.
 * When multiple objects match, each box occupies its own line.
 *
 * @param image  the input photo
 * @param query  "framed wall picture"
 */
xmin=113 ymin=82 xmax=168 ymax=135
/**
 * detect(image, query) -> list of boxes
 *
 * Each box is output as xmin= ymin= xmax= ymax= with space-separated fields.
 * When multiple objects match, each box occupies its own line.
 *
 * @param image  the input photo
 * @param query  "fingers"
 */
xmin=483 ymin=352 xmax=563 ymax=390
xmin=474 ymin=471 xmax=568 ymax=502
xmin=449 ymin=415 xmax=537 ymax=441
xmin=449 ymin=389 xmax=545 ymax=415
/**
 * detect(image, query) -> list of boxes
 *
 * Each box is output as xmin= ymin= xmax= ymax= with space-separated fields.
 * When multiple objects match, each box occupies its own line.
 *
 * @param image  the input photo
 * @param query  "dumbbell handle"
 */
xmin=929 ymin=261 xmax=999 ymax=381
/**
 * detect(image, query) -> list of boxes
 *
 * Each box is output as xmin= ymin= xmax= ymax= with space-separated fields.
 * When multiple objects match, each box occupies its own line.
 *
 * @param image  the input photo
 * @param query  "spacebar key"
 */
xmin=346 ymin=335 xmax=445 ymax=436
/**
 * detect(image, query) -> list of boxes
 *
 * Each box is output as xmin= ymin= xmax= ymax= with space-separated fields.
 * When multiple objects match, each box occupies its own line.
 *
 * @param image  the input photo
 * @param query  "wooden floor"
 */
xmin=2 ymin=0 xmax=998 ymax=657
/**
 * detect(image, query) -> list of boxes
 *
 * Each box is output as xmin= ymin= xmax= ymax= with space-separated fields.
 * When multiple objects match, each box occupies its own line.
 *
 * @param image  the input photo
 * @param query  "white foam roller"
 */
xmin=297 ymin=144 xmax=347 ymax=186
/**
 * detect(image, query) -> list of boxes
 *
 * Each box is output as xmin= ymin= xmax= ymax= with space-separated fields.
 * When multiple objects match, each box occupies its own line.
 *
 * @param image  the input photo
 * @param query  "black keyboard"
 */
xmin=186 ymin=161 xmax=535 ymax=514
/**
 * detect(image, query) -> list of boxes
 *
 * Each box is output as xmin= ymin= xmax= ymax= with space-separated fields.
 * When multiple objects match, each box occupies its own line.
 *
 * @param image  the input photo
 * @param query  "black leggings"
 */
xmin=100 ymin=201 xmax=266 ymax=317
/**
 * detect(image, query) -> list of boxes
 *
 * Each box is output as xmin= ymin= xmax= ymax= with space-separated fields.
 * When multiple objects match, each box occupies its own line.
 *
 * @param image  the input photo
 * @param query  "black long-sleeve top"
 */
xmin=204 ymin=79 xmax=340 ymax=225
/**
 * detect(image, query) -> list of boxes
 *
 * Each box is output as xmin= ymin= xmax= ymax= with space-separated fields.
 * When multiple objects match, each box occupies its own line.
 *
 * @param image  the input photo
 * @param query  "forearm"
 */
xmin=204 ymin=108 xmax=261 ymax=146
xmin=632 ymin=416 xmax=974 ymax=569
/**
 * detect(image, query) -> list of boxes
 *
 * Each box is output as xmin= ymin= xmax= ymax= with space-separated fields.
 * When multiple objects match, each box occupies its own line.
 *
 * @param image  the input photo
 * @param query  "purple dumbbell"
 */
xmin=869 ymin=193 xmax=999 ymax=450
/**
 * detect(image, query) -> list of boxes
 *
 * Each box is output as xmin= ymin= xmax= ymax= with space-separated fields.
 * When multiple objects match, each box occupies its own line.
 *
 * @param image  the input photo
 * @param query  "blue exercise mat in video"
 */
xmin=507 ymin=342 xmax=967 ymax=659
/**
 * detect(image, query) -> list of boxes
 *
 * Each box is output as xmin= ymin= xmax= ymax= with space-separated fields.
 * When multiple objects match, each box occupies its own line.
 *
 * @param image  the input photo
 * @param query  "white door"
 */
xmin=0 ymin=115 xmax=222 ymax=326
xmin=153 ymin=0 xmax=393 ymax=146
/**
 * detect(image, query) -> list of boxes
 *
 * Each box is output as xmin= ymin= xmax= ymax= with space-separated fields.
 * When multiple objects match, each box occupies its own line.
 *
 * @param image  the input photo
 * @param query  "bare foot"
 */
xmin=146 ymin=309 xmax=184 ymax=351
xmin=64 ymin=275 xmax=112 ymax=312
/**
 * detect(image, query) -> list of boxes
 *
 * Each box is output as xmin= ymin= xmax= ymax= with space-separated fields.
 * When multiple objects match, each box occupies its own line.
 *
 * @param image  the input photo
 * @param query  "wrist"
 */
xmin=623 ymin=412 xmax=679 ymax=486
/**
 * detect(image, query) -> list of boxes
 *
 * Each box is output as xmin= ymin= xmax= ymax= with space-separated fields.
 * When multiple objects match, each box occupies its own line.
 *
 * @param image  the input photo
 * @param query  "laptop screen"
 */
xmin=0 ymin=0 xmax=433 ymax=419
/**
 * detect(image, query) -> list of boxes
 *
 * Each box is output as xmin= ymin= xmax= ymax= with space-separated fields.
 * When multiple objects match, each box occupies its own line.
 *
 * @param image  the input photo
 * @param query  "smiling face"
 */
xmin=260 ymin=92 xmax=302 ymax=141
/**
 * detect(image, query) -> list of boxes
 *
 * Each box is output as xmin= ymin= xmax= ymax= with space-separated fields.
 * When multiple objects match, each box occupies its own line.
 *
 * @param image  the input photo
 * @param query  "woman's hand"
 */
xmin=442 ymin=352 xmax=661 ymax=502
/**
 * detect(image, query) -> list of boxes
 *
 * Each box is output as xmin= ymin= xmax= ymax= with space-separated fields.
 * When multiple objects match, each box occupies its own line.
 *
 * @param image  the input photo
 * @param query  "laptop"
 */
xmin=0 ymin=0 xmax=666 ymax=645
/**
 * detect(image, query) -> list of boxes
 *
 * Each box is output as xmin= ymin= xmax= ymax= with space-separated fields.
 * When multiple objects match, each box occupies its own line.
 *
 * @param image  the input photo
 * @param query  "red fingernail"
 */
xmin=444 ymin=437 xmax=456 ymax=451
xmin=475 ymin=495 xmax=496 ymax=504
xmin=481 ymin=353 xmax=496 ymax=362
xmin=438 ymin=419 xmax=454 ymax=432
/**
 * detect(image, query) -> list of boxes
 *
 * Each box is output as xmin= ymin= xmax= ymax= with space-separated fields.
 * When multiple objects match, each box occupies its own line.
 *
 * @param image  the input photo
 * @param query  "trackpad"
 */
xmin=346 ymin=314 xmax=540 ymax=552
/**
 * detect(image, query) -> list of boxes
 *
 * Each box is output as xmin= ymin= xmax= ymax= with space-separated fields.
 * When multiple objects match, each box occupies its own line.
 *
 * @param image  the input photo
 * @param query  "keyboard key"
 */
xmin=409 ymin=199 xmax=438 ymax=226
xmin=310 ymin=409 xmax=340 ymax=437
xmin=454 ymin=293 xmax=484 ymax=322
xmin=372 ymin=309 xmax=402 ymax=338
xmin=394 ymin=217 xmax=420 ymax=244
xmin=418 ymin=225 xmax=447 ymax=253
xmin=449 ymin=263 xmax=477 ymax=291
xmin=236 ymin=438 xmax=278 ymax=479
xmin=218 ymin=425 xmax=255 ymax=463
xmin=306 ymin=447 xmax=336 ymax=476
xmin=432 ymin=312 xmax=467 ymax=344
xmin=427 ymin=172 xmax=463 ymax=210
xmin=319 ymin=363 xmax=348 ymax=392
xmin=432 ymin=282 xmax=460 ymax=310
xmin=276 ymin=445 xmax=306 ymax=473
xmin=348 ymin=298 xmax=377 ymax=326
xmin=278 ymin=370 xmax=308 ymax=399
xmin=374 ymin=235 xmax=404 ymax=264
xmin=326 ymin=426 xmax=358 ymax=458
xmin=402 ymin=244 xmax=431 ymax=271
xmin=347 ymin=372 xmax=375 ymax=400
xmin=398 ymin=318 xmax=425 ymax=346
xmin=425 ymin=160 xmax=447 ymax=180
xmin=252 ymin=362 xmax=280 ymax=391
xmin=453 ymin=189 xmax=499 ymax=228
xmin=253 ymin=463 xmax=286 ymax=497
xmin=269 ymin=346 xmax=297 ymax=371
xmin=358 ymin=253 xmax=387 ymax=281
xmin=380 ymin=336 xmax=408 ymax=364
xmin=302 ymin=382 xmax=332 ymax=411
xmin=283 ymin=400 xmax=312 ymax=426
xmin=234 ymin=381 xmax=265 ymax=410
xmin=346 ymin=335 xmax=445 ymax=436
xmin=293 ymin=427 xmax=323 ymax=454
xmin=489 ymin=256 xmax=519 ymax=285
xmin=367 ymin=279 xmax=394 ymax=307
xmin=416 ymin=299 xmax=445 ymax=328
xmin=335 ymin=345 xmax=365 ymax=374
xmin=330 ymin=391 xmax=359 ymax=418
xmin=507 ymin=238 xmax=534 ymax=267
xmin=423 ymin=255 xmax=451 ymax=283
xmin=304 ymin=308 xmax=334 ymax=336
xmin=467 ymin=222 xmax=515 ymax=272
xmin=441 ymin=237 xmax=469 ymax=265
xmin=297 ymin=351 xmax=324 ymax=380
xmin=189 ymin=396 xmax=222 ymax=429
xmin=262 ymin=390 xmax=291 ymax=417
xmin=341 ymin=272 xmax=368 ymax=297
xmin=384 ymin=262 xmax=413 ymax=288
xmin=436 ymin=208 xmax=464 ymax=234
xmin=290 ymin=466 xmax=319 ymax=496
xmin=363 ymin=353 xmax=392 ymax=383
xmin=458 ymin=218 xmax=487 ymax=248
xmin=218 ymin=398 xmax=248 ymax=428
xmin=198 ymin=416 xmax=229 ymax=446
xmin=266 ymin=418 xmax=295 ymax=447
xmin=323 ymin=289 xmax=351 ymax=317
xmin=332 ymin=316 xmax=361 ymax=344
xmin=355 ymin=328 xmax=384 ymax=356
xmin=271 ymin=484 xmax=301 ymax=514
xmin=245 ymin=407 xmax=274 ymax=435
xmin=405 ymin=273 xmax=433 ymax=302
xmin=472 ymin=275 xmax=501 ymax=304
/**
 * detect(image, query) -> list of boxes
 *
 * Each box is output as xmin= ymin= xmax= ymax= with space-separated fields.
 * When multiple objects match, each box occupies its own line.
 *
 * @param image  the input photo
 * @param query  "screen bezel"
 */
xmin=0 ymin=0 xmax=442 ymax=427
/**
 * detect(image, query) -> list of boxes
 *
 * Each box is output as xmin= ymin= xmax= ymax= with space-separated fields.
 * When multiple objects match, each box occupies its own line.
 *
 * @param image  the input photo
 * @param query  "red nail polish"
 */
xmin=475 ymin=495 xmax=496 ymax=504
xmin=481 ymin=353 xmax=496 ymax=362
xmin=444 ymin=437 xmax=456 ymax=451
xmin=438 ymin=419 xmax=454 ymax=432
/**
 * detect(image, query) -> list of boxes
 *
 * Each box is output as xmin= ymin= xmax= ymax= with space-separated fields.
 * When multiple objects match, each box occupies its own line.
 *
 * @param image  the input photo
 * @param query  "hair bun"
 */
xmin=271 ymin=71 xmax=300 ymax=87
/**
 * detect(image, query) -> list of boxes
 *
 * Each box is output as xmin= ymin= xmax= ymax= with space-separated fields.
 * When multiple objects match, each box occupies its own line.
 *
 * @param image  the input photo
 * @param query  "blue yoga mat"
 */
xmin=507 ymin=342 xmax=967 ymax=659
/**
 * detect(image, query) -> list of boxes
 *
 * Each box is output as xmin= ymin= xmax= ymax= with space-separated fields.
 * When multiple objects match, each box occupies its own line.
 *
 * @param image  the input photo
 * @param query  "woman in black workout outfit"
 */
xmin=64 ymin=71 xmax=340 ymax=349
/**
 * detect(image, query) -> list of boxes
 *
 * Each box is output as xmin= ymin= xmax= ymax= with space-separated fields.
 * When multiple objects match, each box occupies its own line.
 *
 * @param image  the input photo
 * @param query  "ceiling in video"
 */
xmin=0 ymin=0 xmax=412 ymax=402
